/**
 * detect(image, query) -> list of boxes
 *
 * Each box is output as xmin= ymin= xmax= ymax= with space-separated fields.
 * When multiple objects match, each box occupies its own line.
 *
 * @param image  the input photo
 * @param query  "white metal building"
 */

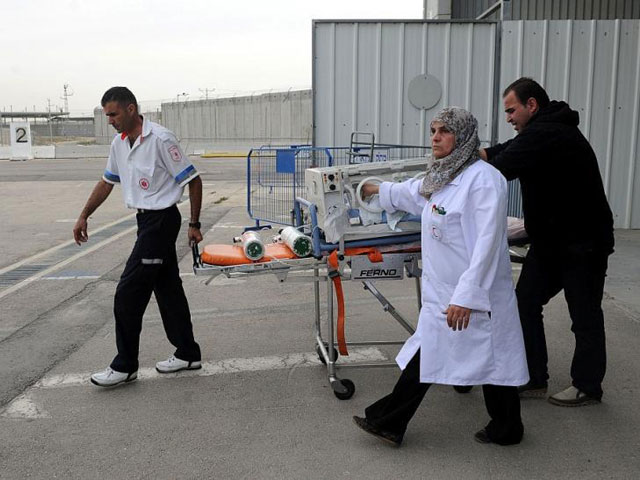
xmin=312 ymin=16 xmax=640 ymax=228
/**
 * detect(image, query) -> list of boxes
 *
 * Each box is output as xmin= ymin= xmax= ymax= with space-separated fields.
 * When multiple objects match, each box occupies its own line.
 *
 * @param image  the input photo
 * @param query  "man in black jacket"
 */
xmin=480 ymin=77 xmax=614 ymax=407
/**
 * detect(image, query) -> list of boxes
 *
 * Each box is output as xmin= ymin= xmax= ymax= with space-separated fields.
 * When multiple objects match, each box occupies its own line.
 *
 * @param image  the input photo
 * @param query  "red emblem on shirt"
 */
xmin=139 ymin=178 xmax=150 ymax=190
xmin=168 ymin=145 xmax=182 ymax=162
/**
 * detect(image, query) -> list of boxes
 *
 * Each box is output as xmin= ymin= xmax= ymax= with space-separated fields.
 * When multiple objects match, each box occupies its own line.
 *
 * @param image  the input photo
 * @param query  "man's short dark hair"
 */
xmin=503 ymin=77 xmax=550 ymax=109
xmin=101 ymin=86 xmax=138 ymax=110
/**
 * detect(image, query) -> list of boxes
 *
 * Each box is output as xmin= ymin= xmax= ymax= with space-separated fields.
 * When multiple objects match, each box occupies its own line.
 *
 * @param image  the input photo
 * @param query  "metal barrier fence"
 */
xmin=247 ymin=144 xmax=431 ymax=226
xmin=247 ymin=144 xmax=524 ymax=227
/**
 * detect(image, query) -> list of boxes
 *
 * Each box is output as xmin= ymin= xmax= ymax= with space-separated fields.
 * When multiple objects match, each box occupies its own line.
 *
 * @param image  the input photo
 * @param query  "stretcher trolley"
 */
xmin=193 ymin=141 xmax=433 ymax=399
xmin=192 ymin=140 xmax=529 ymax=400
xmin=191 ymin=226 xmax=424 ymax=401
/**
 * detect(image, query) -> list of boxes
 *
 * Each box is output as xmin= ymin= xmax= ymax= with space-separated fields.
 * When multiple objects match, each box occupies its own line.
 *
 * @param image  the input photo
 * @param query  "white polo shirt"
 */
xmin=102 ymin=117 xmax=199 ymax=210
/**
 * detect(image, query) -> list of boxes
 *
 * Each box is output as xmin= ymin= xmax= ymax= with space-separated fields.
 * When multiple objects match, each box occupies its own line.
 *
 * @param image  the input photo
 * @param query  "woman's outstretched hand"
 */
xmin=360 ymin=182 xmax=380 ymax=199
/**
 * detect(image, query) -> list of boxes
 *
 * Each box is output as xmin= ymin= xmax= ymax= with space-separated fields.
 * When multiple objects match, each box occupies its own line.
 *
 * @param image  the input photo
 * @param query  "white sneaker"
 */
xmin=90 ymin=367 xmax=137 ymax=387
xmin=155 ymin=355 xmax=202 ymax=373
xmin=548 ymin=385 xmax=601 ymax=407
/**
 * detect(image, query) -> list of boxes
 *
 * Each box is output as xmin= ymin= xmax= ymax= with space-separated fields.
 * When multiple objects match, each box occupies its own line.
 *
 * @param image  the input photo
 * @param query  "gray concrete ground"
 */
xmin=0 ymin=157 xmax=639 ymax=479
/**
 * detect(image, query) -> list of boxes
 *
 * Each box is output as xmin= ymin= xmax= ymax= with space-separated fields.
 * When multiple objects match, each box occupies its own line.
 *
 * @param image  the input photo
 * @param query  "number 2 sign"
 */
xmin=10 ymin=122 xmax=33 ymax=160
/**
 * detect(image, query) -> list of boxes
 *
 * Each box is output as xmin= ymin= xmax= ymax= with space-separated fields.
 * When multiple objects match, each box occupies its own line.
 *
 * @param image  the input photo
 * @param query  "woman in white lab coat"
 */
xmin=353 ymin=107 xmax=529 ymax=447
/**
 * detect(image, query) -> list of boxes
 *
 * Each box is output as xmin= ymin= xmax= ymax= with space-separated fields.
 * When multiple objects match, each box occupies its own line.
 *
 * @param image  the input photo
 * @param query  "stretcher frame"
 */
xmin=191 ymin=221 xmax=529 ymax=400
xmin=192 ymin=250 xmax=421 ymax=400
xmin=192 ymin=198 xmax=424 ymax=400
xmin=195 ymin=138 xmax=529 ymax=399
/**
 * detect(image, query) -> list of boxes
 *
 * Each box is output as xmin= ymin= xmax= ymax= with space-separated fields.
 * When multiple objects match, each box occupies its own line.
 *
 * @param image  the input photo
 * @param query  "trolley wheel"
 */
xmin=333 ymin=379 xmax=356 ymax=400
xmin=316 ymin=344 xmax=339 ymax=365
xmin=453 ymin=385 xmax=473 ymax=394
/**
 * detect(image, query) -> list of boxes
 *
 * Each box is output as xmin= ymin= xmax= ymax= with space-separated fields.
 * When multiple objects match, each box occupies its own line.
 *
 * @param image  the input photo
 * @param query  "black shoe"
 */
xmin=517 ymin=380 xmax=548 ymax=398
xmin=352 ymin=416 xmax=402 ymax=446
xmin=474 ymin=428 xmax=523 ymax=446
xmin=453 ymin=385 xmax=473 ymax=394
xmin=474 ymin=429 xmax=492 ymax=444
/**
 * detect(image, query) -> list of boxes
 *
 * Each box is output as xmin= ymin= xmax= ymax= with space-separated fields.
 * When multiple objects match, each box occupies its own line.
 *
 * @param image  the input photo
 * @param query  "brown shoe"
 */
xmin=548 ymin=386 xmax=601 ymax=407
xmin=352 ymin=416 xmax=402 ymax=446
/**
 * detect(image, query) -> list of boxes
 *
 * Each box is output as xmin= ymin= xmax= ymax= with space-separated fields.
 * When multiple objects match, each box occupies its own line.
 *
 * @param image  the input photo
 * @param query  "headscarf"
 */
xmin=418 ymin=107 xmax=481 ymax=199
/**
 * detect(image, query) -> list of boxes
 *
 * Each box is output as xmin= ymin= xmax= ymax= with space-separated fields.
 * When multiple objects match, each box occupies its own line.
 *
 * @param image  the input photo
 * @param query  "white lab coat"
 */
xmin=378 ymin=160 xmax=529 ymax=386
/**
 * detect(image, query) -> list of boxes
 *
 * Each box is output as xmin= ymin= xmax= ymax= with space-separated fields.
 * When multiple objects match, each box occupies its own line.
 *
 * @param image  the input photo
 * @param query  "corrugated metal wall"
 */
xmin=313 ymin=18 xmax=640 ymax=227
xmin=313 ymin=20 xmax=498 ymax=148
xmin=451 ymin=0 xmax=640 ymax=20
xmin=500 ymin=19 xmax=640 ymax=228
xmin=452 ymin=0 xmax=502 ymax=19
xmin=508 ymin=0 xmax=640 ymax=19
xmin=161 ymin=90 xmax=312 ymax=152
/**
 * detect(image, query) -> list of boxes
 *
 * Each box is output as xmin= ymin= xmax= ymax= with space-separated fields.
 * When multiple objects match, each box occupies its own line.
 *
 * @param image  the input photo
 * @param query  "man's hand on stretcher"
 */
xmin=188 ymin=227 xmax=203 ymax=247
xmin=444 ymin=304 xmax=472 ymax=331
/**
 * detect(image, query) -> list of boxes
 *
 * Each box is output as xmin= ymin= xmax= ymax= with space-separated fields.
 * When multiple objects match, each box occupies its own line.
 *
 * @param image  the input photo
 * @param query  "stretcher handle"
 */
xmin=191 ymin=242 xmax=202 ymax=270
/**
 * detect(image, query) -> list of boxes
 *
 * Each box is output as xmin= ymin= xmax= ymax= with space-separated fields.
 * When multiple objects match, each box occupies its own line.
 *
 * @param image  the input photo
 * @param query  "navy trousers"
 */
xmin=516 ymin=244 xmax=609 ymax=399
xmin=110 ymin=205 xmax=201 ymax=373
xmin=364 ymin=351 xmax=523 ymax=445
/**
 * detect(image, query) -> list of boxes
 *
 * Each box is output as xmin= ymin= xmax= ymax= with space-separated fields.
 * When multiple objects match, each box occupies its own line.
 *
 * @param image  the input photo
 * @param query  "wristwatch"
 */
xmin=189 ymin=221 xmax=201 ymax=229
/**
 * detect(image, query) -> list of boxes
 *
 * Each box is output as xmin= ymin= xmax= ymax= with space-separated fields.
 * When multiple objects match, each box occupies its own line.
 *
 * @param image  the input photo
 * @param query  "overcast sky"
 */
xmin=1 ymin=0 xmax=422 ymax=115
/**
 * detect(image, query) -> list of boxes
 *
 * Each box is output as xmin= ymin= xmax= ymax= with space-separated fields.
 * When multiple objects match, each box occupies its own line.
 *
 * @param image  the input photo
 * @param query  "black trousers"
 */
xmin=516 ymin=244 xmax=609 ymax=399
xmin=110 ymin=205 xmax=201 ymax=373
xmin=365 ymin=351 xmax=523 ymax=445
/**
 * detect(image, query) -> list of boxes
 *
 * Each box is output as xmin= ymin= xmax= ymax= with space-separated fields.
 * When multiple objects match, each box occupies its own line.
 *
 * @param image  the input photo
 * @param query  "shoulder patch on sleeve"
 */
xmin=168 ymin=144 xmax=182 ymax=162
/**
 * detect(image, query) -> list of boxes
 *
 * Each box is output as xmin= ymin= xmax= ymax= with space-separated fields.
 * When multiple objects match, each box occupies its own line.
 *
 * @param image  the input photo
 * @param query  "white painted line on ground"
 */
xmin=0 ymin=199 xmax=216 ymax=299
xmin=208 ymin=223 xmax=246 ymax=229
xmin=42 ymin=275 xmax=101 ymax=281
xmin=55 ymin=219 xmax=78 ymax=223
xmin=44 ymin=347 xmax=387 ymax=389
xmin=1 ymin=347 xmax=387 ymax=419
xmin=2 ymin=394 xmax=51 ymax=419
xmin=0 ymin=225 xmax=137 ymax=300
xmin=0 ymin=212 xmax=138 ymax=277
xmin=0 ymin=196 xmax=215 ymax=280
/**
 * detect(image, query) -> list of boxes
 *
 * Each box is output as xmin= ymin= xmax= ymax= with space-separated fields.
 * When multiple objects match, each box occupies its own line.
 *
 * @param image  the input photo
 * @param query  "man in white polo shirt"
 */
xmin=73 ymin=86 xmax=203 ymax=387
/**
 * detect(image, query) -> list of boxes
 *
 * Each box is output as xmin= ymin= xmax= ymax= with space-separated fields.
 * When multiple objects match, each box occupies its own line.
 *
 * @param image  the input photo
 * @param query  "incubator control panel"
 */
xmin=321 ymin=171 xmax=343 ymax=193
xmin=304 ymin=157 xmax=430 ymax=241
